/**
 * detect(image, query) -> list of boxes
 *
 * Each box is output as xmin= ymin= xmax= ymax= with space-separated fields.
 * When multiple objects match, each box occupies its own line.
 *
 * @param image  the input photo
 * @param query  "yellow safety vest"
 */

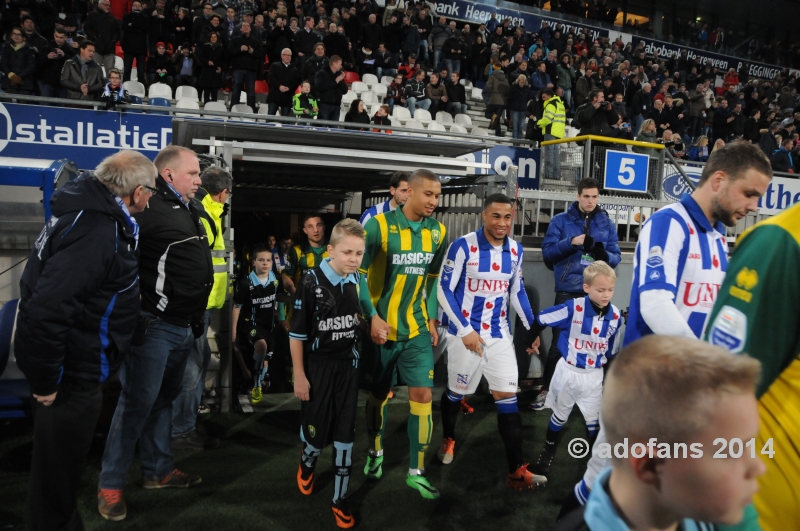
xmin=199 ymin=191 xmax=228 ymax=309
xmin=538 ymin=95 xmax=566 ymax=139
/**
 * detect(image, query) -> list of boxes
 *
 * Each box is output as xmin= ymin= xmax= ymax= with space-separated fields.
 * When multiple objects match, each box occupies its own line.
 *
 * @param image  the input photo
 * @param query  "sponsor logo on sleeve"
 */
xmin=646 ymin=246 xmax=664 ymax=267
xmin=709 ymin=305 xmax=747 ymax=353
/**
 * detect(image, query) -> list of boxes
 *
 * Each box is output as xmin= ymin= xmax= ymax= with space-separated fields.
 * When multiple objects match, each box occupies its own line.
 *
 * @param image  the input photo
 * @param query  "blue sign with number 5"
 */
xmin=604 ymin=150 xmax=649 ymax=193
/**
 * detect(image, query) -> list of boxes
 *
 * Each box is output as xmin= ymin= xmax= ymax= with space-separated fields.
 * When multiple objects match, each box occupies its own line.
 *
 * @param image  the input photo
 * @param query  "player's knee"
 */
xmin=494 ymin=395 xmax=518 ymax=414
xmin=255 ymin=339 xmax=267 ymax=353
xmin=408 ymin=386 xmax=432 ymax=403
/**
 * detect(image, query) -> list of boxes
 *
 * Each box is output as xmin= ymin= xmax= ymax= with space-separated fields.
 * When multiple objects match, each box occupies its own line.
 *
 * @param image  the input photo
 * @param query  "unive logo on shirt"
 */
xmin=466 ymin=278 xmax=510 ymax=296
xmin=681 ymin=282 xmax=721 ymax=308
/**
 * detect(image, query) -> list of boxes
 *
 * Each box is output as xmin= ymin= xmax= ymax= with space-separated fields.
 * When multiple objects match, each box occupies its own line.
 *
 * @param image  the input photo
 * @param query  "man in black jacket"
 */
xmin=302 ymin=43 xmax=328 ymax=94
xmin=229 ymin=21 xmax=263 ymax=109
xmin=294 ymin=16 xmax=318 ymax=70
xmin=82 ymin=0 xmax=120 ymax=75
xmin=576 ymin=89 xmax=633 ymax=140
xmin=16 ymin=150 xmax=157 ymax=531
xmin=97 ymin=146 xmax=213 ymax=522
xmin=267 ymin=48 xmax=301 ymax=116
xmin=37 ymin=26 xmax=75 ymax=98
xmin=630 ymin=83 xmax=651 ymax=134
xmin=315 ymin=54 xmax=348 ymax=121
xmin=121 ymin=0 xmax=149 ymax=82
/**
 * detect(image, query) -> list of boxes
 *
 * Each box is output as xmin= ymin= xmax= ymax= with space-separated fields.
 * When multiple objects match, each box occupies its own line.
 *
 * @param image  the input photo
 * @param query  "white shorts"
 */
xmin=433 ymin=325 xmax=449 ymax=365
xmin=447 ymin=334 xmax=518 ymax=394
xmin=544 ymin=358 xmax=603 ymax=424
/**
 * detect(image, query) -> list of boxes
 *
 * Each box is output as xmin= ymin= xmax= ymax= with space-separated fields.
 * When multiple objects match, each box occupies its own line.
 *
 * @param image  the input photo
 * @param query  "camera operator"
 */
xmin=575 ymin=89 xmax=634 ymax=140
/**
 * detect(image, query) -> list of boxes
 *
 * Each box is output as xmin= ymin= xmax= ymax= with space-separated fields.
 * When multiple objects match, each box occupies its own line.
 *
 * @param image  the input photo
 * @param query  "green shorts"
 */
xmin=364 ymin=333 xmax=435 ymax=391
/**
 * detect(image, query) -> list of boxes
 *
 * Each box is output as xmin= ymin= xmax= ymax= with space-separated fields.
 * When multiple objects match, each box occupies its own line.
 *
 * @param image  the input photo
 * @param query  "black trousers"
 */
xmin=28 ymin=382 xmax=103 ymax=531
xmin=542 ymin=291 xmax=585 ymax=390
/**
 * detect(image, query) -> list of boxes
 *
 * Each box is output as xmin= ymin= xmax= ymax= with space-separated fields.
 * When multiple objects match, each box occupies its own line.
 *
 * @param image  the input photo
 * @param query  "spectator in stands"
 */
xmin=16 ymin=150 xmax=156 ymax=531
xmin=37 ymin=26 xmax=75 ymax=98
xmin=772 ymin=138 xmax=796 ymax=173
xmin=362 ymin=13 xmax=383 ymax=52
xmin=371 ymin=104 xmax=392 ymax=133
xmin=197 ymin=31 xmax=225 ymax=103
xmin=729 ymin=102 xmax=746 ymax=140
xmin=121 ymin=1 xmax=149 ymax=82
xmin=194 ymin=4 xmax=215 ymax=44
xmin=0 ymin=28 xmax=36 ymax=95
xmin=386 ymin=72 xmax=405 ymax=113
xmin=302 ymin=43 xmax=328 ymax=94
xmin=539 ymin=87 xmax=567 ymax=173
xmin=223 ymin=7 xmax=238 ymax=40
xmin=147 ymin=42 xmax=174 ymax=87
xmin=687 ymin=83 xmax=707 ymax=141
xmin=633 ymin=118 xmax=657 ymax=153
xmin=556 ymin=53 xmax=575 ymax=111
xmin=173 ymin=8 xmax=192 ymax=50
xmin=374 ymin=43 xmax=396 ymax=81
xmin=743 ymin=109 xmax=761 ymax=143
xmin=173 ymin=42 xmax=199 ymax=88
xmin=611 ymin=93 xmax=627 ymax=123
xmin=100 ymin=68 xmax=131 ymax=109
xmin=292 ymin=80 xmax=318 ymax=117
xmin=470 ymin=35 xmax=489 ymax=81
xmin=322 ymin=22 xmax=348 ymax=63
xmin=397 ymin=52 xmax=420 ymax=80
xmin=425 ymin=71 xmax=447 ymax=118
xmin=344 ymin=98 xmax=370 ymax=130
xmin=294 ymin=16 xmax=317 ymax=70
xmin=82 ymin=0 xmax=119 ymax=76
xmin=149 ymin=0 xmax=171 ymax=54
xmin=630 ymin=82 xmax=652 ymax=134
xmin=355 ymin=43 xmax=376 ymax=76
xmin=400 ymin=16 xmax=420 ymax=64
xmin=229 ymin=21 xmax=262 ymax=109
xmin=574 ymin=68 xmax=595 ymax=109
xmin=531 ymin=61 xmax=553 ymax=91
xmin=404 ymin=68 xmax=430 ymax=118
xmin=267 ymin=48 xmax=300 ymax=116
xmin=485 ymin=61 xmax=510 ymax=136
xmin=20 ymin=14 xmax=49 ymax=57
xmin=759 ymin=121 xmax=781 ymax=157
xmin=60 ymin=40 xmax=104 ymax=100
xmin=97 ymin=146 xmax=212 ymax=522
xmin=315 ymin=55 xmax=348 ymax=121
xmin=444 ymin=70 xmax=467 ymax=116
xmin=687 ymin=135 xmax=710 ymax=162
xmin=507 ymin=74 xmax=533 ymax=140
xmin=647 ymin=98 xmax=671 ymax=132
xmin=442 ymin=28 xmax=464 ymax=76
xmin=576 ymin=89 xmax=634 ymax=140
xmin=200 ymin=15 xmax=227 ymax=47
xmin=712 ymin=98 xmax=734 ymax=144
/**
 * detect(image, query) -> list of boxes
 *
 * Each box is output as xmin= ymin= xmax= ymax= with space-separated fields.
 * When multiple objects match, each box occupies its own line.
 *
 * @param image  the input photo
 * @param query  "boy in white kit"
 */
xmin=530 ymin=261 xmax=623 ymax=477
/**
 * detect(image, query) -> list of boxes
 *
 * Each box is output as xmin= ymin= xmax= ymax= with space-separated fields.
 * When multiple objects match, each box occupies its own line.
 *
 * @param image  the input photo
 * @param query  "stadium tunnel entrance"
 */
xmin=173 ymin=119 xmax=527 ymax=411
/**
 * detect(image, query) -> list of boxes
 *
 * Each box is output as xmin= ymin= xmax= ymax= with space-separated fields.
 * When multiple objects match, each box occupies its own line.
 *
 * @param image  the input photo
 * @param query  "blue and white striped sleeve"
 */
xmin=437 ymin=239 xmax=471 ymax=336
xmin=538 ymin=300 xmax=573 ymax=331
xmin=359 ymin=206 xmax=375 ymax=226
xmin=636 ymin=212 xmax=688 ymax=296
xmin=508 ymin=245 xmax=535 ymax=329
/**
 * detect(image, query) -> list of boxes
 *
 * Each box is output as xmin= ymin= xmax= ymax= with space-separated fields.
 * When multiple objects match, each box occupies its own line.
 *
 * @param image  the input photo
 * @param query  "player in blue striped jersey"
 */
xmin=358 ymin=172 xmax=409 ymax=225
xmin=436 ymin=194 xmax=543 ymax=490
xmin=559 ymin=142 xmax=773 ymax=521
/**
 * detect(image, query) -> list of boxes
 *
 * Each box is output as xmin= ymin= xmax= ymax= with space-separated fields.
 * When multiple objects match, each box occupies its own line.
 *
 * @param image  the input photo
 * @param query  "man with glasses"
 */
xmin=15 ymin=151 xmax=157 ymax=531
xmin=172 ymin=167 xmax=233 ymax=450
xmin=1 ymin=29 xmax=37 ymax=94
xmin=97 ymin=146 xmax=214 ymax=521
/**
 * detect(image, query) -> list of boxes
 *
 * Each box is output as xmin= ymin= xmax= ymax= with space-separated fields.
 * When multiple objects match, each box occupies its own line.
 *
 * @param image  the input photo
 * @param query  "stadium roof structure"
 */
xmin=173 ymin=118 xmax=491 ymax=212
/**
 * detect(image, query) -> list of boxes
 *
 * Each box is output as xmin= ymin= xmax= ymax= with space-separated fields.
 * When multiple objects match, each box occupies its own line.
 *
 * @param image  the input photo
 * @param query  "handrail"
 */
xmin=541 ymin=135 xmax=665 ymax=150
xmin=0 ymin=92 xmax=538 ymax=147
xmin=663 ymin=150 xmax=696 ymax=192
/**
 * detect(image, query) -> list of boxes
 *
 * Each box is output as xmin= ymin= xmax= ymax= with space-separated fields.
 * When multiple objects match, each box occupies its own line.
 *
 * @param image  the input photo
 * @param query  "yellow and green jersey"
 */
xmin=284 ymin=242 xmax=328 ymax=287
xmin=359 ymin=205 xmax=447 ymax=341
xmin=705 ymin=203 xmax=800 ymax=531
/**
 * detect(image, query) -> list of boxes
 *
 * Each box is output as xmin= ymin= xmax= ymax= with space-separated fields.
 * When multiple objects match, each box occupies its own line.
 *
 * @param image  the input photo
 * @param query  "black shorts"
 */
xmin=238 ymin=326 xmax=274 ymax=351
xmin=300 ymin=357 xmax=360 ymax=449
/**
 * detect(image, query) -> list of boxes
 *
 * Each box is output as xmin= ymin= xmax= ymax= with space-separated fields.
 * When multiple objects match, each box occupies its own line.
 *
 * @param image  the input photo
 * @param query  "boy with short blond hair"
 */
xmin=553 ymin=335 xmax=765 ymax=530
xmin=531 ymin=261 xmax=623 ymax=477
xmin=290 ymin=218 xmax=365 ymax=529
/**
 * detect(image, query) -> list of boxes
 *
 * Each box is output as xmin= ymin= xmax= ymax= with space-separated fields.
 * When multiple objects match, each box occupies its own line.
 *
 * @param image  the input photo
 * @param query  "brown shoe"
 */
xmin=143 ymin=469 xmax=202 ymax=489
xmin=98 ymin=489 xmax=127 ymax=521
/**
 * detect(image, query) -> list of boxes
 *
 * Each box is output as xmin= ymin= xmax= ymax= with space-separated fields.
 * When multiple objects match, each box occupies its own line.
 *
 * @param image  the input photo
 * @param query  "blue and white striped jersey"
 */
xmin=359 ymin=200 xmax=394 ymax=225
xmin=437 ymin=228 xmax=535 ymax=339
xmin=625 ymin=194 xmax=728 ymax=346
xmin=538 ymin=296 xmax=622 ymax=369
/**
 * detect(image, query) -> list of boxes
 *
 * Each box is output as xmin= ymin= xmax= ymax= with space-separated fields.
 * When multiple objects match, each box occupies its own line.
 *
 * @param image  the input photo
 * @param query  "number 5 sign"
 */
xmin=604 ymin=150 xmax=649 ymax=193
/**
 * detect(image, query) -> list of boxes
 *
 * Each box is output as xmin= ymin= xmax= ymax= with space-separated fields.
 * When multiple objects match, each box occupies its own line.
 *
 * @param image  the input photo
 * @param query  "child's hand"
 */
xmin=295 ymin=375 xmax=311 ymax=401
xmin=370 ymin=315 xmax=391 ymax=345
xmin=527 ymin=336 xmax=541 ymax=355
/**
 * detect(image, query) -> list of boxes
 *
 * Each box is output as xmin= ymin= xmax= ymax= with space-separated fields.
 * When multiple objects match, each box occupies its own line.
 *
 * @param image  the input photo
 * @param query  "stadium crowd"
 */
xmin=2 ymin=0 xmax=800 ymax=156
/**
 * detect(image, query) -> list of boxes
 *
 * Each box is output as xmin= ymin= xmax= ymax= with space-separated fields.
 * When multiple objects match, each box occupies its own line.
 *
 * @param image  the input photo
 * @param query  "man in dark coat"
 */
xmin=16 ymin=150 xmax=157 ymax=531
xmin=121 ymin=0 xmax=150 ymax=82
xmin=37 ymin=26 xmax=76 ymax=98
xmin=229 ymin=21 xmax=263 ymax=109
xmin=315 ymin=55 xmax=348 ymax=121
xmin=267 ymin=48 xmax=301 ymax=116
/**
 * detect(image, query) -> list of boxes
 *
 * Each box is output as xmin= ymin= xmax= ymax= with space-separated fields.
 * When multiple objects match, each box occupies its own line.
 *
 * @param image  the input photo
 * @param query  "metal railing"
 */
xmin=0 ymin=92 xmax=534 ymax=147
xmin=540 ymin=135 xmax=666 ymax=197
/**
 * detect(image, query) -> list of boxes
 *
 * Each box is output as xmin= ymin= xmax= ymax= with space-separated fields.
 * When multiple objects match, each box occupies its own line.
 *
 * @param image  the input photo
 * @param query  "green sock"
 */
xmin=365 ymin=393 xmax=390 ymax=453
xmin=408 ymin=400 xmax=433 ymax=470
